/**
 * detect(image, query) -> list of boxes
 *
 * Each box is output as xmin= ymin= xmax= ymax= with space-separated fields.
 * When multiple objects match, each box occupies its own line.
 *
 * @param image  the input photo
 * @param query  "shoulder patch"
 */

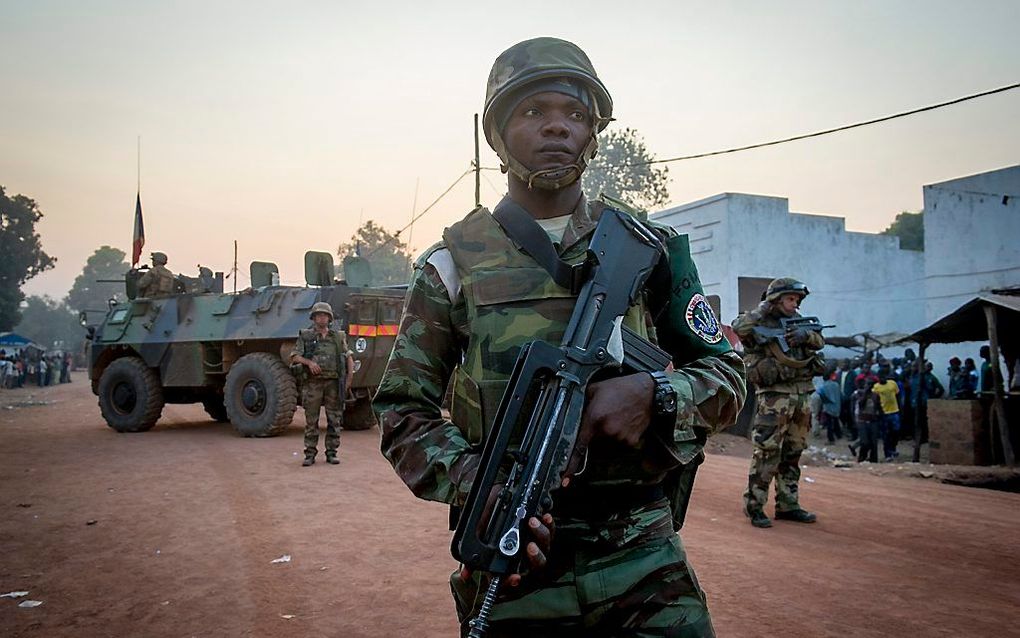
xmin=685 ymin=293 xmax=723 ymax=344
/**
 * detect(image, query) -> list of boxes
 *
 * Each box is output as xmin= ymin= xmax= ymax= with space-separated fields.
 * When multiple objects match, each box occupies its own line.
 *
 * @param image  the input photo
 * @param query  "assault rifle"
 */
xmin=751 ymin=316 xmax=833 ymax=353
xmin=451 ymin=209 xmax=669 ymax=637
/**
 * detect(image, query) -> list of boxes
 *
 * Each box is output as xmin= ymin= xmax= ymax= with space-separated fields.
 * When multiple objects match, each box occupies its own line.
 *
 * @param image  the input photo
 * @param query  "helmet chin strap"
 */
xmin=492 ymin=130 xmax=600 ymax=191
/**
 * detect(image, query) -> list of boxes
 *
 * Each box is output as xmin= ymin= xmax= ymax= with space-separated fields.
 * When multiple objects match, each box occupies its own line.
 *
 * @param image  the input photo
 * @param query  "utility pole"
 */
xmin=407 ymin=177 xmax=419 ymax=278
xmin=473 ymin=113 xmax=481 ymax=208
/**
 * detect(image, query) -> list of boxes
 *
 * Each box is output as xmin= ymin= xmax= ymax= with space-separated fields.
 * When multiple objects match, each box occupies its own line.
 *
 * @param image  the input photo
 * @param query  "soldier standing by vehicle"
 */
xmin=733 ymin=278 xmax=825 ymax=528
xmin=136 ymin=252 xmax=176 ymax=297
xmin=375 ymin=37 xmax=745 ymax=637
xmin=290 ymin=302 xmax=354 ymax=466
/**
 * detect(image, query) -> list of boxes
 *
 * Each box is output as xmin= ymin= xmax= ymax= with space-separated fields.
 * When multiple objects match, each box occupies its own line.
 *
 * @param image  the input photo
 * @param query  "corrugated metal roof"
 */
xmin=904 ymin=294 xmax=1020 ymax=344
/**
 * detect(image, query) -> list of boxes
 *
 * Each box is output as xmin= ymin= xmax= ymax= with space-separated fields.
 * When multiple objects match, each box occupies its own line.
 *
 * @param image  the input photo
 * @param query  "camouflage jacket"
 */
xmin=290 ymin=327 xmax=348 ymax=380
xmin=731 ymin=301 xmax=824 ymax=394
xmin=375 ymin=196 xmax=746 ymax=507
xmin=137 ymin=264 xmax=175 ymax=297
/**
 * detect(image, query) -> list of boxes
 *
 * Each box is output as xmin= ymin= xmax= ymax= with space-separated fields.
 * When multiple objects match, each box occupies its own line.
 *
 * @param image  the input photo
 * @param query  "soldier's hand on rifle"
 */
xmin=459 ymin=486 xmax=555 ymax=588
xmin=786 ymin=327 xmax=810 ymax=347
xmin=507 ymin=510 xmax=554 ymax=588
xmin=562 ymin=372 xmax=659 ymax=487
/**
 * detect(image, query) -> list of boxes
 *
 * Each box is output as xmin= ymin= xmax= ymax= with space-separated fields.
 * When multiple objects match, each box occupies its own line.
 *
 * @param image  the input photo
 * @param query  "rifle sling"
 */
xmin=491 ymin=196 xmax=589 ymax=294
xmin=767 ymin=341 xmax=813 ymax=369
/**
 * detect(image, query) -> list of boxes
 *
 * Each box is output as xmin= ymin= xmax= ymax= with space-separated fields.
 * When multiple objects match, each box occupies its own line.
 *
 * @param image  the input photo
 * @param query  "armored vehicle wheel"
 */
xmin=202 ymin=395 xmax=229 ymax=423
xmin=224 ymin=353 xmax=297 ymax=437
xmin=344 ymin=395 xmax=377 ymax=431
xmin=97 ymin=357 xmax=165 ymax=432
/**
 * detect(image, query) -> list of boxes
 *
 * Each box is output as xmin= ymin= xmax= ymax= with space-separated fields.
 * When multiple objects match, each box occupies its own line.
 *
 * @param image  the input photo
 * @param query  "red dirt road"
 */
xmin=2 ymin=377 xmax=1018 ymax=637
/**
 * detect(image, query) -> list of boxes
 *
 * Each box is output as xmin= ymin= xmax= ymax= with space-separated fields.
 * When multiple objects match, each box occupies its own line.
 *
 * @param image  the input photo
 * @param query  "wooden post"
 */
xmin=913 ymin=342 xmax=927 ymax=463
xmin=984 ymin=304 xmax=1015 ymax=466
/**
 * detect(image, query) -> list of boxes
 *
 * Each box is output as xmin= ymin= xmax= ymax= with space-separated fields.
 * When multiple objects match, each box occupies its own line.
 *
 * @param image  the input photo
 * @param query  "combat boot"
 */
xmin=775 ymin=508 xmax=817 ymax=523
xmin=302 ymin=455 xmax=315 ymax=467
xmin=745 ymin=508 xmax=772 ymax=528
xmin=325 ymin=453 xmax=339 ymax=465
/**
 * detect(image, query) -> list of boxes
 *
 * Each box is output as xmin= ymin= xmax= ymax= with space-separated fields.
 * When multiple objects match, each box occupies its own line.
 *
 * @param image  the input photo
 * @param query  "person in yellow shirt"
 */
xmin=872 ymin=372 xmax=900 ymax=461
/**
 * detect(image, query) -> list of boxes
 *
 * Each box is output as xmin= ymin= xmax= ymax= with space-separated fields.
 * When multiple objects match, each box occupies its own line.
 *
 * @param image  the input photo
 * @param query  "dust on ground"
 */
xmin=2 ymin=376 xmax=1019 ymax=637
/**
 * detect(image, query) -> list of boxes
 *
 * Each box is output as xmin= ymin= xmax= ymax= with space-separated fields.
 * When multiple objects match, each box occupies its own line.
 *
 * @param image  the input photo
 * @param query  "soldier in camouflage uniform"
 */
xmin=374 ymin=37 xmax=745 ymax=637
xmin=136 ymin=252 xmax=176 ymax=297
xmin=291 ymin=301 xmax=354 ymax=466
xmin=732 ymin=278 xmax=825 ymax=528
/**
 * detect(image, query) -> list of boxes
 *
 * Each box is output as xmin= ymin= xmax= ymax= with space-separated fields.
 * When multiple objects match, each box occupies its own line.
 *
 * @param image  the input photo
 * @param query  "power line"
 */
xmin=365 ymin=169 xmax=473 ymax=259
xmin=481 ymin=172 xmax=505 ymax=198
xmin=627 ymin=82 xmax=1020 ymax=167
xmin=358 ymin=81 xmax=1018 ymax=251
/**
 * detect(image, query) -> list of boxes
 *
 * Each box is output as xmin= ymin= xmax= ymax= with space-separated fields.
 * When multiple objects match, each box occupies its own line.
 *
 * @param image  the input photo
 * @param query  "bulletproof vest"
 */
xmin=741 ymin=306 xmax=821 ymax=391
xmin=151 ymin=265 xmax=176 ymax=295
xmin=299 ymin=328 xmax=345 ymax=380
xmin=444 ymin=206 xmax=654 ymax=485
xmin=137 ymin=265 xmax=176 ymax=297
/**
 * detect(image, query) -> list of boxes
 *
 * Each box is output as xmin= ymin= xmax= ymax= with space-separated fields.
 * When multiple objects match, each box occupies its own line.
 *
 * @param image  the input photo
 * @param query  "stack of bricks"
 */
xmin=927 ymin=399 xmax=991 ymax=465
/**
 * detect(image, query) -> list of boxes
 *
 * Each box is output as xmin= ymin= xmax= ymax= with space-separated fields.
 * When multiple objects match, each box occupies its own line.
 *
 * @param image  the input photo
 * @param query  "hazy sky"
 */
xmin=4 ymin=0 xmax=1019 ymax=300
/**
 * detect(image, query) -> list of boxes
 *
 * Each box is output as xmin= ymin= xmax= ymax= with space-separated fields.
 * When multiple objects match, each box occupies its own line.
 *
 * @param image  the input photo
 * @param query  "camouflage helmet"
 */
xmin=764 ymin=277 xmax=810 ymax=303
xmin=483 ymin=37 xmax=613 ymax=191
xmin=309 ymin=301 xmax=334 ymax=321
xmin=151 ymin=252 xmax=168 ymax=266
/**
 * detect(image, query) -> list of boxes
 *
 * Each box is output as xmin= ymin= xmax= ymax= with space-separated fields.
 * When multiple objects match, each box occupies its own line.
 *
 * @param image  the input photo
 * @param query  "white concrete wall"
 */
xmin=923 ymin=165 xmax=1020 ymax=323
xmin=653 ymin=193 xmax=733 ymax=316
xmin=921 ymin=165 xmax=1020 ymax=384
xmin=653 ymin=193 xmax=925 ymax=360
xmin=651 ymin=166 xmax=1019 ymax=376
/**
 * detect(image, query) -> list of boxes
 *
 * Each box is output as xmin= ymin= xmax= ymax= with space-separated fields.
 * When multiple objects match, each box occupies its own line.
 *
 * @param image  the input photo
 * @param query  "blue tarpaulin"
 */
xmin=0 ymin=333 xmax=38 ymax=350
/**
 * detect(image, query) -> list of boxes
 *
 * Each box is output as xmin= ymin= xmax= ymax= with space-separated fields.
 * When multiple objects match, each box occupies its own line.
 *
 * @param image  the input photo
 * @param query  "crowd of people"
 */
xmin=811 ymin=346 xmax=999 ymax=463
xmin=0 ymin=350 xmax=74 ymax=389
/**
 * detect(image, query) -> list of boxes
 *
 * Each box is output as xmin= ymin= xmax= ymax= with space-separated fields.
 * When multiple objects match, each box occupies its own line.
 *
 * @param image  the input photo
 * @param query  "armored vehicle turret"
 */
xmin=85 ymin=251 xmax=404 ymax=437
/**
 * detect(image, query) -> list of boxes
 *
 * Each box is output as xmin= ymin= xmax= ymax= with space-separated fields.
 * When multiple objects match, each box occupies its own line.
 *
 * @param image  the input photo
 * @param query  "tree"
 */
xmin=881 ymin=210 xmax=924 ymax=251
xmin=0 ymin=185 xmax=55 ymax=329
xmin=13 ymin=295 xmax=82 ymax=352
xmin=66 ymin=245 xmax=130 ymax=313
xmin=337 ymin=220 xmax=413 ymax=286
xmin=581 ymin=127 xmax=671 ymax=212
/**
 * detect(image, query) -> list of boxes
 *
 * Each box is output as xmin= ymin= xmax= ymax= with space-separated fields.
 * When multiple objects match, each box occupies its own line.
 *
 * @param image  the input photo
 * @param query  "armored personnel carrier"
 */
xmin=84 ymin=251 xmax=405 ymax=437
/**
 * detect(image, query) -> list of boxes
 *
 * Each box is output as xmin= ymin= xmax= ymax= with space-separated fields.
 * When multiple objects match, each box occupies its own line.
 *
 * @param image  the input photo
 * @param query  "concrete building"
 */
xmin=652 ymin=193 xmax=924 ymax=359
xmin=921 ymin=165 xmax=1020 ymax=377
xmin=922 ymin=165 xmax=1020 ymax=322
xmin=650 ymin=164 xmax=1020 ymax=373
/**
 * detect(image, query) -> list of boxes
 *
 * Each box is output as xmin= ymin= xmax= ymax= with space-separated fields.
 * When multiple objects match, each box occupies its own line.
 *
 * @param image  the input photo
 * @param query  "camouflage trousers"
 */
xmin=451 ymin=500 xmax=715 ymax=637
xmin=302 ymin=376 xmax=342 ymax=457
xmin=743 ymin=391 xmax=810 ymax=514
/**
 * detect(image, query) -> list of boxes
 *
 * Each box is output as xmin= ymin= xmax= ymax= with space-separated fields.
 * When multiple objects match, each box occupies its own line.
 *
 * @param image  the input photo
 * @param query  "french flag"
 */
xmin=132 ymin=192 xmax=145 ymax=267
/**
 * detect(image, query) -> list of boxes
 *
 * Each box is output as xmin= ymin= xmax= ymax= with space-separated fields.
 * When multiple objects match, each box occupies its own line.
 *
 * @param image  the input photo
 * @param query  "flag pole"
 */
xmin=132 ymin=135 xmax=146 ymax=267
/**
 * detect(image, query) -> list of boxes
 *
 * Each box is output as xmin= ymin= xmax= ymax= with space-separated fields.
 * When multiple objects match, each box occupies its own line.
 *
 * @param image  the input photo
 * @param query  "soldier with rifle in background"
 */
xmin=374 ymin=37 xmax=745 ymax=637
xmin=732 ymin=278 xmax=827 ymax=529
xmin=291 ymin=302 xmax=354 ymax=466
